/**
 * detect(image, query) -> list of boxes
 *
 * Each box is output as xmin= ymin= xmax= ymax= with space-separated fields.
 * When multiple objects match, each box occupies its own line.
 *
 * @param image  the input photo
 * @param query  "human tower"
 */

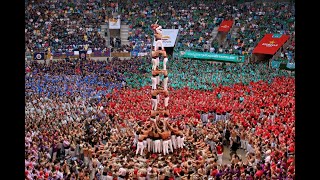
xmin=135 ymin=23 xmax=185 ymax=156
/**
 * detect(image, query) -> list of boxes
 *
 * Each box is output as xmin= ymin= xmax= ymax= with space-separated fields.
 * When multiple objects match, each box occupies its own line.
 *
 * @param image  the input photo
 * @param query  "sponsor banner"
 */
xmin=218 ymin=20 xmax=234 ymax=32
xmin=79 ymin=51 xmax=87 ymax=60
xmin=252 ymin=34 xmax=290 ymax=55
xmin=153 ymin=29 xmax=179 ymax=47
xmin=180 ymin=51 xmax=245 ymax=63
xmin=66 ymin=51 xmax=74 ymax=56
xmin=93 ymin=50 xmax=111 ymax=57
xmin=33 ymin=52 xmax=45 ymax=60
xmin=111 ymin=52 xmax=131 ymax=57
xmin=109 ymin=16 xmax=121 ymax=29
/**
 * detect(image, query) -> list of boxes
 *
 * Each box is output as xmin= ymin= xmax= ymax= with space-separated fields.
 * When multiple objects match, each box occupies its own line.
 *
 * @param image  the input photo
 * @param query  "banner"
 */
xmin=79 ymin=51 xmax=87 ymax=60
xmin=153 ymin=29 xmax=179 ymax=47
xmin=33 ymin=52 xmax=45 ymax=60
xmin=180 ymin=51 xmax=245 ymax=63
xmin=252 ymin=34 xmax=290 ymax=55
xmin=218 ymin=20 xmax=233 ymax=32
xmin=109 ymin=16 xmax=120 ymax=29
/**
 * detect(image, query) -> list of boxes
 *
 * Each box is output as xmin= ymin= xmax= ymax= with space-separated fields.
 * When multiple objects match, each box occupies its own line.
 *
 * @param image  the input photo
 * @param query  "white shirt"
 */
xmin=119 ymin=167 xmax=127 ymax=176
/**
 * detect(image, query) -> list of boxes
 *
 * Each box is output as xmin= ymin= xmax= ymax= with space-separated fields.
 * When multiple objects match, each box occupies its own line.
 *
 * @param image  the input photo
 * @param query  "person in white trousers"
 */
xmin=165 ymin=121 xmax=180 ymax=150
xmin=164 ymin=90 xmax=169 ymax=109
xmin=136 ymin=132 xmax=147 ymax=156
xmin=162 ymin=70 xmax=168 ymax=90
xmin=147 ymin=128 xmax=154 ymax=152
xmin=151 ymin=50 xmax=159 ymax=71
xmin=152 ymin=70 xmax=165 ymax=89
xmin=159 ymin=50 xmax=168 ymax=70
xmin=152 ymin=24 xmax=164 ymax=51
xmin=153 ymin=128 xmax=161 ymax=153
xmin=151 ymin=75 xmax=157 ymax=90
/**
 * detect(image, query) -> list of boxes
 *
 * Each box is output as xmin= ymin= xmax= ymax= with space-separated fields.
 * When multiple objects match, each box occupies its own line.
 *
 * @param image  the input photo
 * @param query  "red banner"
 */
xmin=252 ymin=34 xmax=290 ymax=55
xmin=218 ymin=20 xmax=234 ymax=32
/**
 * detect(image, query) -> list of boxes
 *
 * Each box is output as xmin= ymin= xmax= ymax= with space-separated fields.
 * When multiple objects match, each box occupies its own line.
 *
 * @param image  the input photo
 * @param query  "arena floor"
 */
xmin=222 ymin=145 xmax=246 ymax=165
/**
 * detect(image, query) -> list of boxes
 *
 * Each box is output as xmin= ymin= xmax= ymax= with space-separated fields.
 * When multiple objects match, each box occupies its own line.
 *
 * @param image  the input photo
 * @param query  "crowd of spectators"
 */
xmin=125 ymin=56 xmax=294 ymax=90
xmin=221 ymin=1 xmax=295 ymax=57
xmin=25 ymin=0 xmax=113 ymax=55
xmin=118 ymin=0 xmax=295 ymax=57
xmin=25 ymin=0 xmax=295 ymax=58
xmin=25 ymin=0 xmax=295 ymax=179
xmin=25 ymin=56 xmax=295 ymax=179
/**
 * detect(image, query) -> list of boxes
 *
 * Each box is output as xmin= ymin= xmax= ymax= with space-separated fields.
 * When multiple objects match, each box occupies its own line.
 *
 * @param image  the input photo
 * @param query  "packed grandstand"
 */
xmin=25 ymin=0 xmax=295 ymax=179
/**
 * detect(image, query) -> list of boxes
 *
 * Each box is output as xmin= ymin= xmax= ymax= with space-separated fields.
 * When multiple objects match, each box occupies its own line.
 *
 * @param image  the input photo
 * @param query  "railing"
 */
xmin=30 ymin=49 xmax=133 ymax=60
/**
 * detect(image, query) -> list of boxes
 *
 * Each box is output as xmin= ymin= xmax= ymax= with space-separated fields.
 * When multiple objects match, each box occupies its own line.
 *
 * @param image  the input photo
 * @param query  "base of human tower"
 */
xmin=135 ymin=110 xmax=186 ymax=157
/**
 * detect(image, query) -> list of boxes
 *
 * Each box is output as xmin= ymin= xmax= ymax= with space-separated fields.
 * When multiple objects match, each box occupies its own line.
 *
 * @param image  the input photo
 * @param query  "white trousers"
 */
xmin=168 ymin=139 xmax=174 ymax=153
xmin=152 ymin=58 xmax=157 ymax=70
xmin=143 ymin=140 xmax=147 ymax=148
xmin=163 ymin=57 xmax=168 ymax=70
xmin=240 ymin=139 xmax=245 ymax=149
xmin=106 ymin=175 xmax=113 ymax=180
xmin=171 ymin=135 xmax=177 ymax=149
xmin=163 ymin=77 xmax=168 ymax=90
xmin=52 ymin=152 xmax=57 ymax=162
xmin=162 ymin=140 xmax=169 ymax=155
xmin=136 ymin=141 xmax=144 ymax=155
xmin=177 ymin=136 xmax=184 ymax=148
xmin=156 ymin=57 xmax=159 ymax=69
xmin=151 ymin=77 xmax=157 ymax=89
xmin=84 ymin=156 xmax=89 ymax=166
xmin=151 ymin=98 xmax=158 ymax=110
xmin=217 ymin=153 xmax=223 ymax=165
xmin=147 ymin=138 xmax=153 ymax=152
xmin=64 ymin=148 xmax=70 ymax=157
xmin=154 ymin=140 xmax=161 ymax=153
xmin=164 ymin=97 xmax=169 ymax=107
xmin=244 ymin=140 xmax=248 ymax=150
xmin=156 ymin=75 xmax=160 ymax=85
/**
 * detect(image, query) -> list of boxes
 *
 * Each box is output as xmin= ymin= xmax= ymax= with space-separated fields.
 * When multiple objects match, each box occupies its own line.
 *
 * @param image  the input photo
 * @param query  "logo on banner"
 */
xmin=33 ymin=53 xmax=45 ymax=60
xmin=262 ymin=41 xmax=278 ymax=47
xmin=161 ymin=35 xmax=170 ymax=40
xmin=221 ymin=25 xmax=229 ymax=28
xmin=36 ymin=54 xmax=42 ymax=59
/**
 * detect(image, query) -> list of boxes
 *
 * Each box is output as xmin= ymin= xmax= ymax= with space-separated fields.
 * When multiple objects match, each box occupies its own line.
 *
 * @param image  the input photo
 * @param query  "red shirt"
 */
xmin=216 ymin=145 xmax=223 ymax=154
xmin=211 ymin=169 xmax=218 ymax=177
xmin=255 ymin=170 xmax=264 ymax=177
xmin=173 ymin=167 xmax=182 ymax=175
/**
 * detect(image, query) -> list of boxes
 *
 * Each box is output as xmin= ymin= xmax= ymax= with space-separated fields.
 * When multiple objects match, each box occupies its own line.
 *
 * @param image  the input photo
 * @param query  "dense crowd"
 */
xmin=25 ymin=0 xmax=112 ymax=54
xmin=118 ymin=0 xmax=295 ymax=56
xmin=125 ymin=56 xmax=294 ymax=90
xmin=25 ymin=0 xmax=295 ymax=180
xmin=25 ymin=57 xmax=295 ymax=179
xmin=25 ymin=0 xmax=295 ymax=58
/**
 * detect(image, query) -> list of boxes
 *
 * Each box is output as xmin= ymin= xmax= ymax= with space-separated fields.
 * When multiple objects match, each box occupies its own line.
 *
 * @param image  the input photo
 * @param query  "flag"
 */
xmin=79 ymin=51 xmax=87 ymax=60
xmin=33 ymin=52 xmax=45 ymax=60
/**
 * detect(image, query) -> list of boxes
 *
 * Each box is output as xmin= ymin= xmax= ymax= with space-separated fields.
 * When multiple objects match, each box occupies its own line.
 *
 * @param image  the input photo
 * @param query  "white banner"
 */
xmin=109 ymin=16 xmax=121 ymax=29
xmin=153 ymin=29 xmax=179 ymax=47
